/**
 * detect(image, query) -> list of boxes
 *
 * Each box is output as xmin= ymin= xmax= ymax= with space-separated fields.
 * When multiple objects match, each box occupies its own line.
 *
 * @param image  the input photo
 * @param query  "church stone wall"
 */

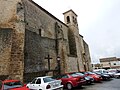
xmin=23 ymin=0 xmax=68 ymax=40
xmin=84 ymin=41 xmax=93 ymax=71
xmin=0 ymin=0 xmax=25 ymax=81
xmin=23 ymin=0 xmax=69 ymax=80
xmin=24 ymin=30 xmax=56 ymax=73
xmin=0 ymin=0 xmax=92 ymax=81
xmin=67 ymin=57 xmax=78 ymax=72
xmin=76 ymin=36 xmax=85 ymax=71
xmin=0 ymin=29 xmax=12 ymax=76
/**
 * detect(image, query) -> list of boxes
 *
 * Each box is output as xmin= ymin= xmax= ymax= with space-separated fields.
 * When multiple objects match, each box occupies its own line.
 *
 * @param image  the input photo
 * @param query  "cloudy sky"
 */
xmin=33 ymin=0 xmax=120 ymax=64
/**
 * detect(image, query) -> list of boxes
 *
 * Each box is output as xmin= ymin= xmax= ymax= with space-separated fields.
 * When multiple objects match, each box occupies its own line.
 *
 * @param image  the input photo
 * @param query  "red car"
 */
xmin=83 ymin=72 xmax=102 ymax=82
xmin=54 ymin=73 xmax=86 ymax=90
xmin=0 ymin=80 xmax=29 ymax=90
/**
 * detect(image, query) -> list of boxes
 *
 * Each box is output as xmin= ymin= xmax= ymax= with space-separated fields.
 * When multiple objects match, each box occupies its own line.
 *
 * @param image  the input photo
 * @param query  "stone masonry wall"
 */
xmin=0 ymin=0 xmax=25 ymax=81
xmin=0 ymin=29 xmax=12 ymax=76
xmin=24 ymin=30 xmax=56 ymax=73
xmin=22 ymin=0 xmax=69 ymax=80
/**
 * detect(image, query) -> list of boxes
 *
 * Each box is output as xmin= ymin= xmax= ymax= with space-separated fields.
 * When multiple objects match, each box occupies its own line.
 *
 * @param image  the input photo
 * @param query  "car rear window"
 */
xmin=4 ymin=81 xmax=23 ymax=89
xmin=43 ymin=77 xmax=55 ymax=83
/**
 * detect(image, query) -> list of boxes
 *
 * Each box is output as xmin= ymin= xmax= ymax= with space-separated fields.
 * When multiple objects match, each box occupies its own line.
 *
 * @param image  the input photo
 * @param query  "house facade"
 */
xmin=100 ymin=57 xmax=120 ymax=69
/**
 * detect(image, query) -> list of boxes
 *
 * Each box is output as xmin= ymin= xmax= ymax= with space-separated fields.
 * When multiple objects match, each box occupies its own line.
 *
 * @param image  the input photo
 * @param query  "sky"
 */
xmin=33 ymin=0 xmax=120 ymax=64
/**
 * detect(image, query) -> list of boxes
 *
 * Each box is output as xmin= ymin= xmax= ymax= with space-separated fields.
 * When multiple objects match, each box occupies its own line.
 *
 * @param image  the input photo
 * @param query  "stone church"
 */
xmin=0 ymin=0 xmax=92 ymax=82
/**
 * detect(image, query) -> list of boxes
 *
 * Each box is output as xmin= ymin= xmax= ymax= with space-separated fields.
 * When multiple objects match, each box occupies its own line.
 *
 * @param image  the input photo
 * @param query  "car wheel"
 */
xmin=66 ymin=83 xmax=73 ymax=90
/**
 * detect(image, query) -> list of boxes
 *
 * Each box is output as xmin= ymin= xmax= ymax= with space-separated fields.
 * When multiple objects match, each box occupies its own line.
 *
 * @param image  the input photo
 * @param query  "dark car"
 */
xmin=53 ymin=73 xmax=86 ymax=90
xmin=93 ymin=72 xmax=111 ymax=80
xmin=82 ymin=72 xmax=102 ymax=82
xmin=74 ymin=72 xmax=94 ymax=84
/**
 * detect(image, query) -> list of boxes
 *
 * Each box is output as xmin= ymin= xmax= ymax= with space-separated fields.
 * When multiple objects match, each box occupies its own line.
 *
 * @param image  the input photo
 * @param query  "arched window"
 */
xmin=67 ymin=16 xmax=70 ymax=23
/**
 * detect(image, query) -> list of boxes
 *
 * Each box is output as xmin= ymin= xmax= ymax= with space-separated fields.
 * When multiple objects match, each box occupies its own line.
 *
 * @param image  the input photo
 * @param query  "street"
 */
xmin=64 ymin=78 xmax=120 ymax=90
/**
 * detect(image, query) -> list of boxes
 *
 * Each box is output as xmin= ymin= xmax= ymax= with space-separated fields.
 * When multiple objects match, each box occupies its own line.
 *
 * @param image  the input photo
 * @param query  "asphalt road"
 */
xmin=64 ymin=78 xmax=120 ymax=90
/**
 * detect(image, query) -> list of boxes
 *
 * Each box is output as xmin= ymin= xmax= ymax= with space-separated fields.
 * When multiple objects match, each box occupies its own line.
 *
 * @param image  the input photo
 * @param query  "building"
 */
xmin=100 ymin=57 xmax=120 ymax=69
xmin=92 ymin=63 xmax=102 ymax=69
xmin=0 ymin=0 xmax=92 ymax=82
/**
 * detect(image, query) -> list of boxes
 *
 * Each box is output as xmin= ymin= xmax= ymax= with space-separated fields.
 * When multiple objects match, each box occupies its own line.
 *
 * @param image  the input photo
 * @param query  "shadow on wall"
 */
xmin=0 ymin=75 xmax=9 ymax=80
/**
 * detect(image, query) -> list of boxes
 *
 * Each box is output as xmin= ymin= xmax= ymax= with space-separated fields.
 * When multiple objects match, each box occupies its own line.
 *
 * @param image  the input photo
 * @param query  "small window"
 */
xmin=74 ymin=18 xmax=77 ymax=24
xmin=31 ymin=79 xmax=37 ymax=84
xmin=67 ymin=16 xmax=70 ymax=23
xmin=39 ymin=29 xmax=41 ymax=36
xmin=61 ymin=75 xmax=68 ymax=78
xmin=73 ymin=16 xmax=74 ymax=19
xmin=36 ymin=79 xmax=41 ymax=84
xmin=114 ymin=63 xmax=116 ymax=65
xmin=72 ymin=16 xmax=74 ymax=22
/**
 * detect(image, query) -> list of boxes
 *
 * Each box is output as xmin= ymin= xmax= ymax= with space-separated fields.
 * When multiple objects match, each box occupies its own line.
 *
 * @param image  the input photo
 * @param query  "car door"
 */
xmin=28 ymin=78 xmax=42 ymax=90
xmin=27 ymin=78 xmax=37 ymax=89
xmin=61 ymin=74 xmax=69 ymax=85
xmin=33 ymin=78 xmax=42 ymax=90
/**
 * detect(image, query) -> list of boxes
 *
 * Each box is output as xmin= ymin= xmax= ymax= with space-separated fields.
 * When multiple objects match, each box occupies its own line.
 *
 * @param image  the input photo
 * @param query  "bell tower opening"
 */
xmin=67 ymin=16 xmax=70 ymax=24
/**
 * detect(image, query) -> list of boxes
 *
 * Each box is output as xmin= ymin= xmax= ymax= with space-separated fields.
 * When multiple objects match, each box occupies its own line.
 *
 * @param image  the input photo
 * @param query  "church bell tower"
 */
xmin=63 ymin=9 xmax=78 ymax=29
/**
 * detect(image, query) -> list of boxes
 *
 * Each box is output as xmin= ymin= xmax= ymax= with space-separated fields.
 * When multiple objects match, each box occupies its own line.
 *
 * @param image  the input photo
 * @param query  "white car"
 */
xmin=114 ymin=73 xmax=120 ymax=78
xmin=27 ymin=76 xmax=63 ymax=90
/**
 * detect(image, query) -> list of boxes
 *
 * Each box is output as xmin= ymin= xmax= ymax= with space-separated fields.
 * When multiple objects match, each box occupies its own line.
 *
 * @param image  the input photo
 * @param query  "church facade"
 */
xmin=0 ymin=0 xmax=92 ymax=82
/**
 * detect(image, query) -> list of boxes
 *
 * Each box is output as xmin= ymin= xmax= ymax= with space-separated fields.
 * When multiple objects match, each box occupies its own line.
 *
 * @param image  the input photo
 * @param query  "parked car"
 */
xmin=93 ymin=69 xmax=114 ymax=78
xmin=106 ymin=69 xmax=117 ymax=78
xmin=82 ymin=72 xmax=102 ymax=82
xmin=93 ymin=69 xmax=107 ymax=74
xmin=27 ymin=76 xmax=63 ymax=90
xmin=93 ymin=72 xmax=111 ymax=80
xmin=74 ymin=72 xmax=94 ymax=84
xmin=114 ymin=73 xmax=120 ymax=78
xmin=54 ymin=73 xmax=86 ymax=90
xmin=0 ymin=80 xmax=29 ymax=90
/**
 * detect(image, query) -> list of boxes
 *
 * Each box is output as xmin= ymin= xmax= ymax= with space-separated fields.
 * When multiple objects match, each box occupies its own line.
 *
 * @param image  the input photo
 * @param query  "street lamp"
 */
xmin=57 ymin=56 xmax=61 ymax=74
xmin=57 ymin=56 xmax=60 ymax=61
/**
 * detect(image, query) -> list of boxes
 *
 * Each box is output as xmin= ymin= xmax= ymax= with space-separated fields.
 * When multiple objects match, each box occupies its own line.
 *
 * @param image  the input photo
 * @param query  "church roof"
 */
xmin=63 ymin=9 xmax=78 ymax=17
xmin=28 ymin=0 xmax=68 ymax=27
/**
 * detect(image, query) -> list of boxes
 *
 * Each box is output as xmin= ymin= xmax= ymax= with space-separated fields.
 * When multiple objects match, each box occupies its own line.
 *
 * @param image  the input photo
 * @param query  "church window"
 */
xmin=72 ymin=16 xmax=74 ymax=22
xmin=74 ymin=18 xmax=77 ymax=24
xmin=67 ymin=16 xmax=70 ymax=23
xmin=39 ymin=29 xmax=41 ymax=36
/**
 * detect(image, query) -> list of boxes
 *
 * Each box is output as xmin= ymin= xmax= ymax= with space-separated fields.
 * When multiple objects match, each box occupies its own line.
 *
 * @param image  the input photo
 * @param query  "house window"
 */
xmin=113 ymin=63 xmax=116 ymax=65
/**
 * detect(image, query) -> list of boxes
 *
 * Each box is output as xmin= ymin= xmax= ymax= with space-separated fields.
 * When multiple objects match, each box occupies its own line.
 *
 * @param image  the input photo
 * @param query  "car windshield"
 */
xmin=94 ymin=72 xmax=101 ymax=74
xmin=76 ymin=73 xmax=84 ymax=76
xmin=69 ymin=73 xmax=80 ymax=77
xmin=88 ymin=72 xmax=95 ymax=74
xmin=3 ymin=81 xmax=23 ymax=89
xmin=43 ymin=77 xmax=55 ymax=83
